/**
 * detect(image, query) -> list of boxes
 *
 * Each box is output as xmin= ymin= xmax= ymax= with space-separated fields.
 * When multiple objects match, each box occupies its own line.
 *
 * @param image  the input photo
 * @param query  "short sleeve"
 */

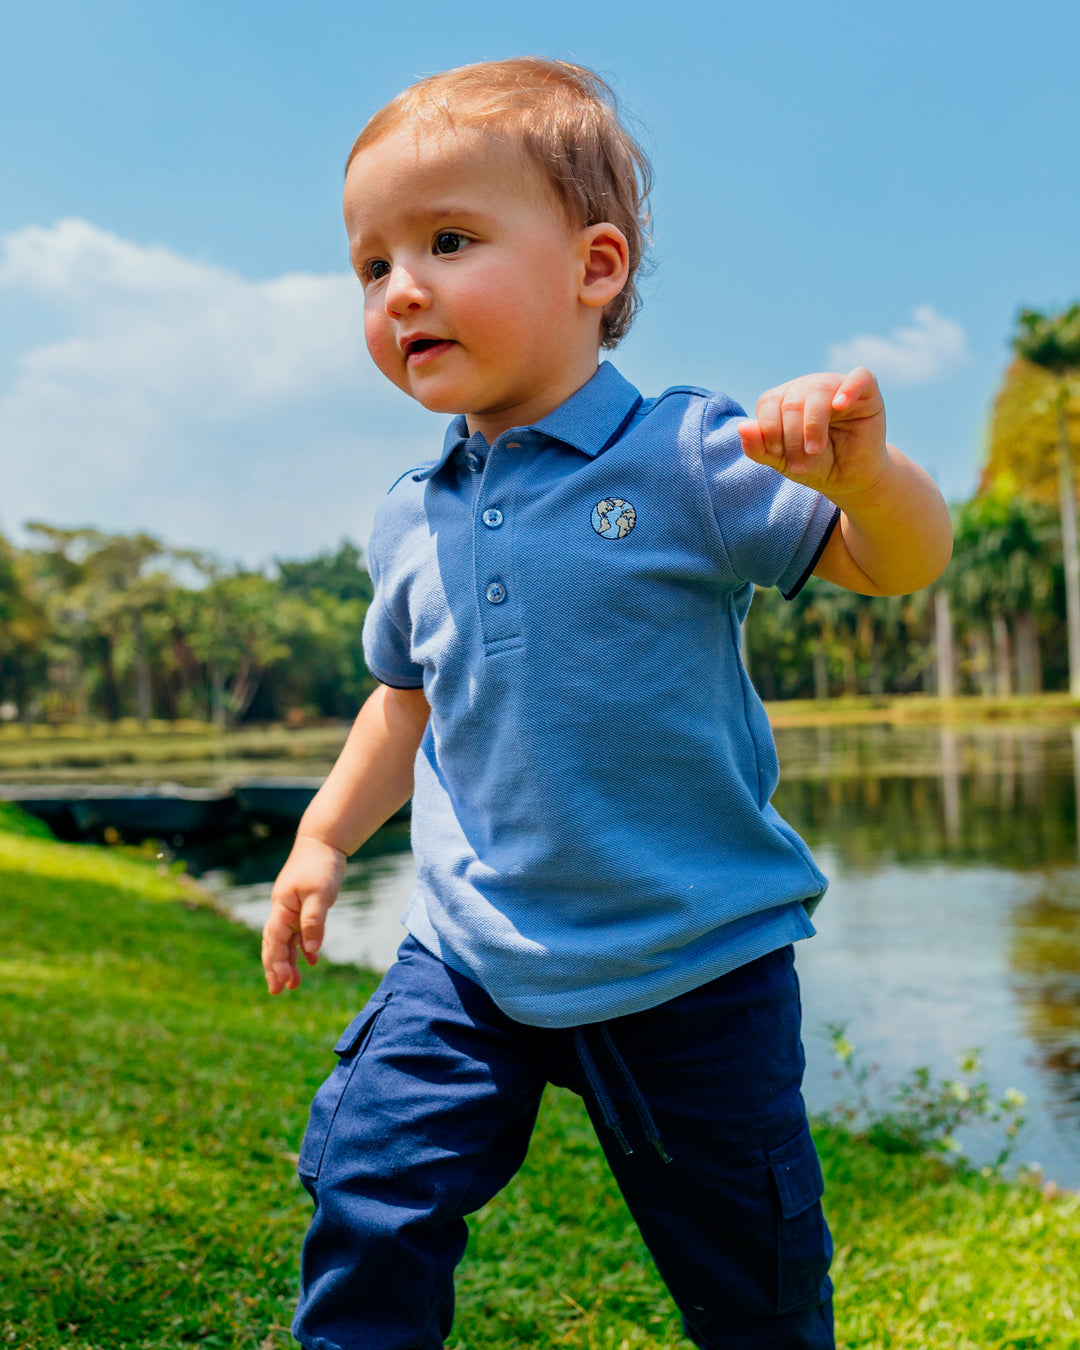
xmin=699 ymin=395 xmax=839 ymax=599
xmin=361 ymin=501 xmax=425 ymax=689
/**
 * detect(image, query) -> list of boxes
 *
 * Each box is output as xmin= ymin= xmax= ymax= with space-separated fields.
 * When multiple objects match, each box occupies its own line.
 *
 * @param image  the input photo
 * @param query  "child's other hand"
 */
xmin=261 ymin=835 xmax=347 ymax=994
xmin=737 ymin=367 xmax=888 ymax=499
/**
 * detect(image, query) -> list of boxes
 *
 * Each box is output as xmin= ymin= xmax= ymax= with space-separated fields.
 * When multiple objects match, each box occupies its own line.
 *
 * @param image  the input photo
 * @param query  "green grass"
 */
xmin=0 ymin=800 xmax=54 ymax=839
xmin=2 ymin=828 xmax=1079 ymax=1349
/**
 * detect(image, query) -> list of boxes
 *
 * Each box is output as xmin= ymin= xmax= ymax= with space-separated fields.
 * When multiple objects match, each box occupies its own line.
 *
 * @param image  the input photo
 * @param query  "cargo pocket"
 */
xmin=297 ymin=989 xmax=393 ymax=1181
xmin=768 ymin=1122 xmax=832 ymax=1313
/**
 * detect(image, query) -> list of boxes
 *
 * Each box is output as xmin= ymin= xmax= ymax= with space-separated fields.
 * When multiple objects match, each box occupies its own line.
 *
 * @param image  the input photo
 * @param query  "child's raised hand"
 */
xmin=737 ymin=367 xmax=888 ymax=499
xmin=262 ymin=835 xmax=347 ymax=994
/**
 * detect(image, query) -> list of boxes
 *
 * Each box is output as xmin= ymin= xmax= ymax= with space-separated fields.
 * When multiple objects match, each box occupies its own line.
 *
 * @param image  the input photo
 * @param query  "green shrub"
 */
xmin=825 ymin=1021 xmax=1029 ymax=1174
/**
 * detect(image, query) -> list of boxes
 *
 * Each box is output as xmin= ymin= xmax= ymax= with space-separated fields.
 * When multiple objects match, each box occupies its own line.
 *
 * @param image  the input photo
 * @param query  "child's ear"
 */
xmin=578 ymin=223 xmax=630 ymax=310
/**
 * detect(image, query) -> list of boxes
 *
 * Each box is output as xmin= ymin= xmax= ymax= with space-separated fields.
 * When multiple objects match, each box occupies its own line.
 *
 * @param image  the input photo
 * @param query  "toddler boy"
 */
xmin=262 ymin=57 xmax=952 ymax=1350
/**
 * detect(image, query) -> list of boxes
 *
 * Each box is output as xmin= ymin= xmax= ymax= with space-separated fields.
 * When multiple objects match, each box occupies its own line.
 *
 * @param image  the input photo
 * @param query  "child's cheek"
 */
xmin=364 ymin=310 xmax=400 ymax=383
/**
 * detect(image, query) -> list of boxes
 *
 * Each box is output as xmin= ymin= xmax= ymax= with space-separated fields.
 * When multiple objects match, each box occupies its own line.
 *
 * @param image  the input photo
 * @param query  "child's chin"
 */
xmin=408 ymin=384 xmax=470 ymax=416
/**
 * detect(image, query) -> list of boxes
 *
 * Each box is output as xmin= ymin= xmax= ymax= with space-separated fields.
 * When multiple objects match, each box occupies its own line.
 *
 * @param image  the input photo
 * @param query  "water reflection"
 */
xmin=1010 ymin=882 xmax=1080 ymax=1128
xmin=773 ymin=725 xmax=1078 ymax=870
xmin=772 ymin=722 xmax=1080 ymax=1185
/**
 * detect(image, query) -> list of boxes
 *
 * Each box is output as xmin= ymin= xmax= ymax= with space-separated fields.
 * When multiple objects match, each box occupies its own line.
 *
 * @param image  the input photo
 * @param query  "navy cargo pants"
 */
xmin=293 ymin=936 xmax=834 ymax=1350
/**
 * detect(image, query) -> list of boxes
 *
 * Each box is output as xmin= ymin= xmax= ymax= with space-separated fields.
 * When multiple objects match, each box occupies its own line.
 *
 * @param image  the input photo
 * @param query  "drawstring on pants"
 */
xmin=572 ymin=1026 xmax=673 ymax=1164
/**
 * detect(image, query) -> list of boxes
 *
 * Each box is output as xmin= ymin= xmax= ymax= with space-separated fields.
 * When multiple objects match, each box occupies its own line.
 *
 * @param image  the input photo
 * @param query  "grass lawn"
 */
xmin=2 ymin=818 xmax=1079 ymax=1349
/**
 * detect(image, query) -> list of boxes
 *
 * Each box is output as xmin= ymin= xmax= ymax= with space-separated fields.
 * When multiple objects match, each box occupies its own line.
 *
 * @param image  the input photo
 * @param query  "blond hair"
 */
xmin=347 ymin=57 xmax=652 ymax=348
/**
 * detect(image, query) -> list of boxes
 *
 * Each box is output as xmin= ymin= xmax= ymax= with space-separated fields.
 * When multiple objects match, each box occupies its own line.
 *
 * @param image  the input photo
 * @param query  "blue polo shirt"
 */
xmin=362 ymin=362 xmax=837 ymax=1028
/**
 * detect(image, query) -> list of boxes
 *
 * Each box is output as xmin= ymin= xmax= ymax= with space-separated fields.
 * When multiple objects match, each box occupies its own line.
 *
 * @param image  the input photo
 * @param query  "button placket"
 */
xmin=474 ymin=436 xmax=520 ymax=650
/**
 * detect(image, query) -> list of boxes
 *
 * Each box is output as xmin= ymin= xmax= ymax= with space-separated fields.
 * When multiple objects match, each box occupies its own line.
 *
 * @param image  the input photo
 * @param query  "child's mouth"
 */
xmin=405 ymin=338 xmax=453 ymax=363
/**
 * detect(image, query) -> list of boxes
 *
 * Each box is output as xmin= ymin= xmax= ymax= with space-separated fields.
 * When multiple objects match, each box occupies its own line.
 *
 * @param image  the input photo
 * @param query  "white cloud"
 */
xmin=0 ymin=219 xmax=441 ymax=563
xmin=827 ymin=306 xmax=970 ymax=386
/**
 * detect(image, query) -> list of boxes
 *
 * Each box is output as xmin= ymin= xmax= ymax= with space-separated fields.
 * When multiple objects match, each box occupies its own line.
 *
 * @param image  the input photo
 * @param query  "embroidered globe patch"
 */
xmin=591 ymin=498 xmax=637 ymax=539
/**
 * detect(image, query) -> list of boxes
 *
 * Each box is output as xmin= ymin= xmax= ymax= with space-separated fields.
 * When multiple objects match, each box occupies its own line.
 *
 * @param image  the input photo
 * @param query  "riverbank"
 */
xmin=2 ymin=821 xmax=1079 ymax=1349
xmin=4 ymin=693 xmax=1080 ymax=784
xmin=0 ymin=720 xmax=350 ymax=785
xmin=764 ymin=691 xmax=1080 ymax=728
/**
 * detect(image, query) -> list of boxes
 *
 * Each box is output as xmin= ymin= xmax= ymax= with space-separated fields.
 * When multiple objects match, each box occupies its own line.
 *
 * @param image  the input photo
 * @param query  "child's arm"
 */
xmin=737 ymin=366 xmax=953 ymax=595
xmin=261 ymin=683 xmax=430 ymax=994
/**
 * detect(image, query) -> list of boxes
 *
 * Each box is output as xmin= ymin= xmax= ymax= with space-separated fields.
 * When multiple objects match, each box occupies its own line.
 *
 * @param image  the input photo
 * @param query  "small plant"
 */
xmin=824 ymin=1022 xmax=1028 ymax=1174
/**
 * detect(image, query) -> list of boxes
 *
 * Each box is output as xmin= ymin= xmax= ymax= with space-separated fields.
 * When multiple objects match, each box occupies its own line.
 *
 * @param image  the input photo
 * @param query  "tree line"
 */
xmin=744 ymin=486 xmax=1066 ymax=702
xmin=1 ymin=306 xmax=1078 ymax=723
xmin=0 ymin=529 xmax=375 ymax=727
xmin=0 ymin=485 xmax=1067 ymax=723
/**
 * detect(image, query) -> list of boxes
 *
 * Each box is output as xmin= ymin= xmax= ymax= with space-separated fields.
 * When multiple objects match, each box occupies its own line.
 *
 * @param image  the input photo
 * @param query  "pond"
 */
xmin=199 ymin=721 xmax=1080 ymax=1188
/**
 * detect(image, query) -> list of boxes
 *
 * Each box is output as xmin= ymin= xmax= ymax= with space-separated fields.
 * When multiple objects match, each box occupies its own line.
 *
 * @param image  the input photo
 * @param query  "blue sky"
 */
xmin=2 ymin=0 xmax=1078 ymax=565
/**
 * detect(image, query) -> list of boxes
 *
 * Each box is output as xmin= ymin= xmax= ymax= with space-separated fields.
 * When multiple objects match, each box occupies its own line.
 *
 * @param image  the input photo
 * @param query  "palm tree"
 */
xmin=1011 ymin=305 xmax=1080 ymax=695
xmin=948 ymin=488 xmax=1058 ymax=697
xmin=934 ymin=588 xmax=956 ymax=697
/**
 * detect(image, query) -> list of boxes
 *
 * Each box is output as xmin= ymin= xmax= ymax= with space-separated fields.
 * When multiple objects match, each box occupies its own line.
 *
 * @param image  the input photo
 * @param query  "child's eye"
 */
xmin=433 ymin=232 xmax=468 ymax=256
xmin=365 ymin=259 xmax=391 ymax=283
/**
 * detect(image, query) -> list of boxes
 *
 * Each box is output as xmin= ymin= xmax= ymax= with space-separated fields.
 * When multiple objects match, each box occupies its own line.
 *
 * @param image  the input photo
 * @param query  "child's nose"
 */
xmin=385 ymin=264 xmax=429 ymax=314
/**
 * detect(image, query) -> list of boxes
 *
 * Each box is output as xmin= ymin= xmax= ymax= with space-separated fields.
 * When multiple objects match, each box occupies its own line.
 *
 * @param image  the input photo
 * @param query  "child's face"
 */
xmin=344 ymin=126 xmax=608 ymax=441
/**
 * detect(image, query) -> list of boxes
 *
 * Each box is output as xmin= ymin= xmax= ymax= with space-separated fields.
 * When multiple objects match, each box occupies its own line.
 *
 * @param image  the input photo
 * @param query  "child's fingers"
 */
xmin=740 ymin=417 xmax=794 ymax=475
xmin=262 ymin=939 xmax=300 ymax=995
xmin=801 ymin=380 xmax=841 ymax=459
xmin=745 ymin=369 xmax=884 ymax=480
xmin=260 ymin=839 xmax=345 ymax=991
xmin=262 ymin=896 xmax=303 ymax=994
xmin=753 ymin=387 xmax=786 ymax=461
xmin=298 ymin=892 xmax=332 ymax=967
xmin=737 ymin=418 xmax=770 ymax=463
xmin=780 ymin=398 xmax=810 ymax=474
xmin=832 ymin=366 xmax=877 ymax=413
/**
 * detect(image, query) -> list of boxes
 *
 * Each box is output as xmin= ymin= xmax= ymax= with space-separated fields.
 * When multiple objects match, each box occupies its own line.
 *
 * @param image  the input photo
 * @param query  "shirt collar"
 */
xmin=413 ymin=362 xmax=642 ymax=482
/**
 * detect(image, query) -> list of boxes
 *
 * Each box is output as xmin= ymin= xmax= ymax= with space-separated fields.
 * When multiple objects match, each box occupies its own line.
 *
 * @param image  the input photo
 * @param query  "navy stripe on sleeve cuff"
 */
xmin=779 ymin=507 xmax=840 ymax=601
xmin=372 ymin=674 xmax=426 ymax=691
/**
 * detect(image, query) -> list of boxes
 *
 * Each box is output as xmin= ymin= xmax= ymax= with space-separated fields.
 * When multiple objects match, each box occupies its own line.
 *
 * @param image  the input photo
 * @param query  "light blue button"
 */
xmin=485 ymin=581 xmax=507 ymax=604
xmin=482 ymin=508 xmax=504 ymax=528
xmin=464 ymin=450 xmax=485 ymax=473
